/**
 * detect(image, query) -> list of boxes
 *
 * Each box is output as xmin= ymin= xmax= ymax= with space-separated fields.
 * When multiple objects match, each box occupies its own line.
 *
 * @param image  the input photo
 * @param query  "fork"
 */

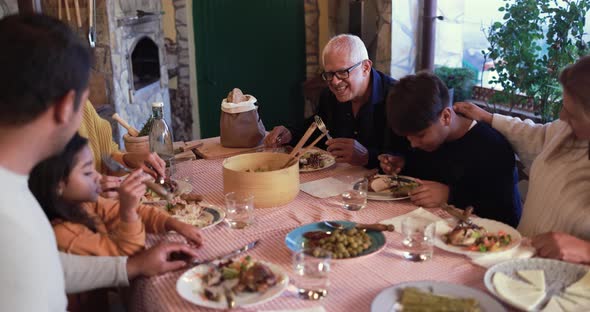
xmin=101 ymin=155 xmax=173 ymax=201
xmin=314 ymin=115 xmax=333 ymax=140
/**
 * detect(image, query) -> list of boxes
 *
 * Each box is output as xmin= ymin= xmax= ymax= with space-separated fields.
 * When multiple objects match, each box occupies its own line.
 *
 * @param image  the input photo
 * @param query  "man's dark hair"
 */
xmin=0 ymin=14 xmax=92 ymax=125
xmin=386 ymin=71 xmax=450 ymax=135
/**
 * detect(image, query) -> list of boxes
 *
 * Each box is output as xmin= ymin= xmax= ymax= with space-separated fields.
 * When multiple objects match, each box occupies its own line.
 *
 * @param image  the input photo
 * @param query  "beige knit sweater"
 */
xmin=492 ymin=114 xmax=590 ymax=239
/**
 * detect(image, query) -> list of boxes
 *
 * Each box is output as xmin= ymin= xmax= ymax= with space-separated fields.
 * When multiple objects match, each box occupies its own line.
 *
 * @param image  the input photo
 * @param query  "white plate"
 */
xmin=367 ymin=193 xmax=410 ymax=201
xmin=299 ymin=150 xmax=336 ymax=173
xmin=433 ymin=218 xmax=522 ymax=257
xmin=176 ymin=261 xmax=289 ymax=309
xmin=172 ymin=204 xmax=225 ymax=230
xmin=371 ymin=280 xmax=506 ymax=312
xmin=367 ymin=175 xmax=417 ymax=201
xmin=484 ymin=258 xmax=590 ymax=311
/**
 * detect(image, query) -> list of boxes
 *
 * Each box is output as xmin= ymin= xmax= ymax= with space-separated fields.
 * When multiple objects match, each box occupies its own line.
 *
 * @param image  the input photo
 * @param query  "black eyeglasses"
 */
xmin=321 ymin=61 xmax=363 ymax=81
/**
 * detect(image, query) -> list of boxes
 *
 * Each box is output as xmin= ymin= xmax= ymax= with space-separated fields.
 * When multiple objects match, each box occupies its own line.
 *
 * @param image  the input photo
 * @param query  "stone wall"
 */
xmin=169 ymin=0 xmax=192 ymax=141
xmin=42 ymin=0 xmax=171 ymax=147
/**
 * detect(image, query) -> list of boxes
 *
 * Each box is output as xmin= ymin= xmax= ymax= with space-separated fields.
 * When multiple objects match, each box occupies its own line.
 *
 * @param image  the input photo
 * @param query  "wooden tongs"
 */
xmin=281 ymin=122 xmax=326 ymax=169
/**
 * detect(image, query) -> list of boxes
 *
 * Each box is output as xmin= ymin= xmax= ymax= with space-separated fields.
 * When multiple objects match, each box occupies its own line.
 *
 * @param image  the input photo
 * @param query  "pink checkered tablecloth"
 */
xmin=128 ymin=158 xmax=493 ymax=312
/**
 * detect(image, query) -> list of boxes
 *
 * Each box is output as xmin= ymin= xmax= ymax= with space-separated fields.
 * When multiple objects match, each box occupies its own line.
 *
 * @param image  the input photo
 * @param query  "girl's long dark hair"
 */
xmin=29 ymin=133 xmax=97 ymax=232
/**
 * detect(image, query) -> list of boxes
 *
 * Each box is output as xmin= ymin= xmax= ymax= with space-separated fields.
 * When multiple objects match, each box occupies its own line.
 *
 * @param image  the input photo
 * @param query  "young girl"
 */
xmin=28 ymin=133 xmax=203 ymax=256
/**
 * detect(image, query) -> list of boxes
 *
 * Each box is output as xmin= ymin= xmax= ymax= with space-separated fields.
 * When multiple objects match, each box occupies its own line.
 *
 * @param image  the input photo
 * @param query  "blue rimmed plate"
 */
xmin=285 ymin=221 xmax=386 ymax=260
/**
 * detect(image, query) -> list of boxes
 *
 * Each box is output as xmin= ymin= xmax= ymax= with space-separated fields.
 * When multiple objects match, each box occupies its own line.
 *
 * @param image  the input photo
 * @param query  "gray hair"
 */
xmin=322 ymin=34 xmax=369 ymax=66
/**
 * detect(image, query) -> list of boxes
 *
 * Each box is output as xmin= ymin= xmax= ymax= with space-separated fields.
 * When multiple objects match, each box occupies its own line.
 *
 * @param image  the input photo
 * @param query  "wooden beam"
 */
xmin=17 ymin=0 xmax=42 ymax=14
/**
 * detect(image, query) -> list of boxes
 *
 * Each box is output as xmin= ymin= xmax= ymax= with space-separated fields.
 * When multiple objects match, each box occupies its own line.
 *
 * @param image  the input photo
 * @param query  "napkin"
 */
xmin=469 ymin=239 xmax=536 ymax=268
xmin=259 ymin=307 xmax=326 ymax=312
xmin=379 ymin=207 xmax=443 ymax=233
xmin=300 ymin=177 xmax=349 ymax=199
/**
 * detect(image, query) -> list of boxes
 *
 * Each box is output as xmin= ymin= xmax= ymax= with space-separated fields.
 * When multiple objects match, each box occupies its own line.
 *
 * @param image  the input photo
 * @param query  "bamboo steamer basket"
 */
xmin=123 ymin=134 xmax=150 ymax=154
xmin=222 ymin=152 xmax=299 ymax=208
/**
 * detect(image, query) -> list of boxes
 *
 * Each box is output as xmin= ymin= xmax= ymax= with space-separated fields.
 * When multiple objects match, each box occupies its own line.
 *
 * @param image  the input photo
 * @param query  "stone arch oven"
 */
xmin=130 ymin=36 xmax=161 ymax=91
xmin=108 ymin=2 xmax=171 ymax=146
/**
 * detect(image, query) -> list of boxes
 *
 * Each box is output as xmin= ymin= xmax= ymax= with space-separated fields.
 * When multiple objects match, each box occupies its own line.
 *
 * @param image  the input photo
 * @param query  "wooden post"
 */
xmin=419 ymin=0 xmax=437 ymax=72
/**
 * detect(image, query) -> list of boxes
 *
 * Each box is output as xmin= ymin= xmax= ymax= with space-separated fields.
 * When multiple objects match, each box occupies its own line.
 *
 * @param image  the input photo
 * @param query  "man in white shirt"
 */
xmin=0 ymin=14 xmax=198 ymax=311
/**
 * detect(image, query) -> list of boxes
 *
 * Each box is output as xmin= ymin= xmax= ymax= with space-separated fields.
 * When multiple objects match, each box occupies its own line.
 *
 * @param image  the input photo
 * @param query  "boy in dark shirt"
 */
xmin=380 ymin=72 xmax=521 ymax=227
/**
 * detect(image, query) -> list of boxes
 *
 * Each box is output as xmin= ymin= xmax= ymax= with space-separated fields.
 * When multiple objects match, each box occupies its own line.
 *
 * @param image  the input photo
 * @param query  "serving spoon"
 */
xmin=323 ymin=221 xmax=394 ymax=232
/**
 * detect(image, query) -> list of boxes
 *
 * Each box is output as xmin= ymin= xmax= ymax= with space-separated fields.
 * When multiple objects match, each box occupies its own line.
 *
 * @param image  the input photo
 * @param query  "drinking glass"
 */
xmin=401 ymin=217 xmax=435 ymax=262
xmin=292 ymin=248 xmax=331 ymax=300
xmin=340 ymin=176 xmax=368 ymax=211
xmin=224 ymin=192 xmax=254 ymax=229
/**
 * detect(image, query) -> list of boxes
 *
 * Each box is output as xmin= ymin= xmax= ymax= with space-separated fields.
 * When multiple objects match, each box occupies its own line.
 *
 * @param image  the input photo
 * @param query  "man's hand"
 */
xmin=409 ymin=179 xmax=450 ymax=207
xmin=532 ymin=232 xmax=590 ymax=264
xmin=378 ymin=154 xmax=405 ymax=175
xmin=126 ymin=243 xmax=200 ymax=279
xmin=264 ymin=126 xmax=292 ymax=147
xmin=326 ymin=138 xmax=368 ymax=166
xmin=165 ymin=218 xmax=203 ymax=248
xmin=123 ymin=152 xmax=166 ymax=178
xmin=99 ymin=175 xmax=121 ymax=198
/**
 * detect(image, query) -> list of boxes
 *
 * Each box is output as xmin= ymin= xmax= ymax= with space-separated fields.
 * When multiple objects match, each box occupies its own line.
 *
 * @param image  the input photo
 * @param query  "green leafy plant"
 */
xmin=484 ymin=0 xmax=589 ymax=122
xmin=434 ymin=66 xmax=477 ymax=102
xmin=138 ymin=115 xmax=154 ymax=137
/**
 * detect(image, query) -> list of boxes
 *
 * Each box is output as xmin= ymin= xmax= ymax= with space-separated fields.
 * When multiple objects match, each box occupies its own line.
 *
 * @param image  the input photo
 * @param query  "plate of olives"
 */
xmin=285 ymin=221 xmax=386 ymax=260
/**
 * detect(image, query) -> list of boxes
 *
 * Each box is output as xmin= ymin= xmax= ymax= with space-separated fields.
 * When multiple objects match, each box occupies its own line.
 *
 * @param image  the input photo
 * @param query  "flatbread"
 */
xmin=541 ymin=296 xmax=564 ymax=312
xmin=517 ymin=270 xmax=546 ymax=291
xmin=493 ymin=272 xmax=545 ymax=311
xmin=565 ymin=270 xmax=590 ymax=293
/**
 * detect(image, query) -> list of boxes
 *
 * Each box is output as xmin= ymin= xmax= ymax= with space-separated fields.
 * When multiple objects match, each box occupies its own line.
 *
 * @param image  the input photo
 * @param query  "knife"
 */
xmin=190 ymin=240 xmax=259 ymax=267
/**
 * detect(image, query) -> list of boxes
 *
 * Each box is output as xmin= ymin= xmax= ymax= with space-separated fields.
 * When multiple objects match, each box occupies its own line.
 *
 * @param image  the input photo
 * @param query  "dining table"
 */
xmin=127 ymin=155 xmax=496 ymax=312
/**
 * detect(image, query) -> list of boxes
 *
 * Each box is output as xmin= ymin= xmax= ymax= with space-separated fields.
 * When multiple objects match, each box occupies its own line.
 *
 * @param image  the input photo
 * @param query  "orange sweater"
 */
xmin=52 ymin=197 xmax=171 ymax=256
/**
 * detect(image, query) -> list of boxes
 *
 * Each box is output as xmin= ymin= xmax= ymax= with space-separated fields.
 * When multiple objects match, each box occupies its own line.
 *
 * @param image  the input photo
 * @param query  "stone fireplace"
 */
xmin=110 ymin=4 xmax=171 ymax=146
xmin=42 ymin=0 xmax=172 ymax=146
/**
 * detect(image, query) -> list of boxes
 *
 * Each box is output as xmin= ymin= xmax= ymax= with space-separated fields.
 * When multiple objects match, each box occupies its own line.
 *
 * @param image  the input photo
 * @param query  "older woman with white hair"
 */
xmin=264 ymin=34 xmax=409 ymax=169
xmin=454 ymin=56 xmax=590 ymax=264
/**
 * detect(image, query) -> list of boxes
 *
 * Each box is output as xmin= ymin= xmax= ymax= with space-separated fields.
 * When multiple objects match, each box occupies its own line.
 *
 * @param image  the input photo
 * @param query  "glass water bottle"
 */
xmin=149 ymin=102 xmax=174 ymax=167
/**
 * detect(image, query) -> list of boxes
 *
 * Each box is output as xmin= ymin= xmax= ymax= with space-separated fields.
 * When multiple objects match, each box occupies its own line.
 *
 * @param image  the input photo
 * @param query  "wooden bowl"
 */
xmin=223 ymin=152 xmax=299 ymax=208
xmin=123 ymin=134 xmax=150 ymax=154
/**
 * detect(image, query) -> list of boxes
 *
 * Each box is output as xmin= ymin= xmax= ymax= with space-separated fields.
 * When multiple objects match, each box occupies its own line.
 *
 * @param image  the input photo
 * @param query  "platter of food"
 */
xmin=170 ymin=203 xmax=225 ymax=230
xmin=433 ymin=217 xmax=521 ymax=257
xmin=299 ymin=150 xmax=336 ymax=173
xmin=143 ymin=178 xmax=193 ymax=203
xmin=484 ymin=258 xmax=590 ymax=311
xmin=176 ymin=256 xmax=289 ymax=309
xmin=371 ymin=281 xmax=505 ymax=312
xmin=285 ymin=221 xmax=386 ymax=260
xmin=367 ymin=174 xmax=420 ymax=201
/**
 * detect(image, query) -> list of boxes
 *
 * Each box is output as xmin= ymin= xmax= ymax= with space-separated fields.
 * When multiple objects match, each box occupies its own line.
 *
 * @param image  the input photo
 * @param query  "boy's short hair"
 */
xmin=386 ymin=71 xmax=450 ymax=135
xmin=0 ymin=14 xmax=92 ymax=125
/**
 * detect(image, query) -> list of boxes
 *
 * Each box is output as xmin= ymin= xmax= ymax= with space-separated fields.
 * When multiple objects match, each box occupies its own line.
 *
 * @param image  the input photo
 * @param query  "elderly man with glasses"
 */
xmin=265 ymin=34 xmax=408 ymax=168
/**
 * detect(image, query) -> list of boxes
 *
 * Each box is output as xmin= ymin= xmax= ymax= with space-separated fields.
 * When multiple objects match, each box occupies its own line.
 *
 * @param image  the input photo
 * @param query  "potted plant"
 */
xmin=483 ymin=0 xmax=589 ymax=122
xmin=435 ymin=66 xmax=477 ymax=103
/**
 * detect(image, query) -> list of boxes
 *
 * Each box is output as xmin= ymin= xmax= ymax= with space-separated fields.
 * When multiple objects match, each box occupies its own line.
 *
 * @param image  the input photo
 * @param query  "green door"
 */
xmin=193 ymin=0 xmax=306 ymax=138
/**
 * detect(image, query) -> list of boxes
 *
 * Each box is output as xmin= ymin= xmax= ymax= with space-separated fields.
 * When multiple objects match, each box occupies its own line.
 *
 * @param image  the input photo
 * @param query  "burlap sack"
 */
xmin=220 ymin=89 xmax=265 ymax=148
